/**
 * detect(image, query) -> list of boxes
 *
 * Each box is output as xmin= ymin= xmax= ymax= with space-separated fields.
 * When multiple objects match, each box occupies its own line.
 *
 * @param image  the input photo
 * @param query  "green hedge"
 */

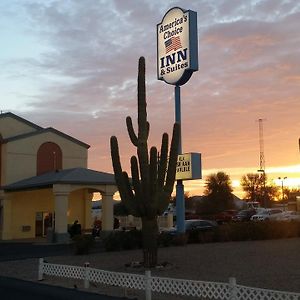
xmin=72 ymin=234 xmax=95 ymax=255
xmin=164 ymin=221 xmax=300 ymax=245
xmin=102 ymin=222 xmax=300 ymax=252
xmin=103 ymin=229 xmax=142 ymax=251
xmin=208 ymin=221 xmax=300 ymax=243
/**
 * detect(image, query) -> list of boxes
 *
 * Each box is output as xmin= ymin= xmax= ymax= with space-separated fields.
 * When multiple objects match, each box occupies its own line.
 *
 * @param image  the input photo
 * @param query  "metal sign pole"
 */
xmin=157 ymin=7 xmax=199 ymax=234
xmin=175 ymin=85 xmax=185 ymax=233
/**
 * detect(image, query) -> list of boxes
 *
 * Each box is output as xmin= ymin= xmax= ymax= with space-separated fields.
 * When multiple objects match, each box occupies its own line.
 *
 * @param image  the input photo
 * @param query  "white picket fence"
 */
xmin=38 ymin=258 xmax=300 ymax=300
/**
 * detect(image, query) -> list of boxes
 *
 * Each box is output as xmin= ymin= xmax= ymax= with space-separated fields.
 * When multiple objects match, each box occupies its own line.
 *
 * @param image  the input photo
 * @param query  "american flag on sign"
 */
xmin=165 ymin=36 xmax=182 ymax=53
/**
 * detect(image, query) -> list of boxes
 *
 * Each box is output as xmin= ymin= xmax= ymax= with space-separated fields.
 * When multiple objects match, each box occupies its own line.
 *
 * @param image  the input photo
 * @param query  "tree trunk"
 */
xmin=141 ymin=217 xmax=158 ymax=268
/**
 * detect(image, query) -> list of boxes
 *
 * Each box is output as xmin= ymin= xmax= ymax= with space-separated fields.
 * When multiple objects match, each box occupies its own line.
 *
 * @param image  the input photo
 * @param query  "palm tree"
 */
xmin=204 ymin=171 xmax=234 ymax=212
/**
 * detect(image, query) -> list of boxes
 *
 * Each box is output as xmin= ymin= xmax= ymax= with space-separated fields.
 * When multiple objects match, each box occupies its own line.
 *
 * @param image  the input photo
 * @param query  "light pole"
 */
xmin=278 ymin=176 xmax=287 ymax=203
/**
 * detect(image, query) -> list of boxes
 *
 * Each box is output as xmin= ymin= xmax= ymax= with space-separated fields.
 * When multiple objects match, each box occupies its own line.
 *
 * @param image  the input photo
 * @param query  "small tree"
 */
xmin=240 ymin=173 xmax=263 ymax=202
xmin=241 ymin=173 xmax=279 ymax=207
xmin=110 ymin=57 xmax=179 ymax=268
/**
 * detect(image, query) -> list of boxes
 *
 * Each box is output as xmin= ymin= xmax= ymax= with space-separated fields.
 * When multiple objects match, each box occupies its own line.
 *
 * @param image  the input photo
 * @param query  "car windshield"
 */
xmin=185 ymin=220 xmax=213 ymax=229
xmin=290 ymin=212 xmax=300 ymax=215
xmin=256 ymin=210 xmax=268 ymax=215
xmin=185 ymin=221 xmax=198 ymax=229
xmin=238 ymin=210 xmax=250 ymax=216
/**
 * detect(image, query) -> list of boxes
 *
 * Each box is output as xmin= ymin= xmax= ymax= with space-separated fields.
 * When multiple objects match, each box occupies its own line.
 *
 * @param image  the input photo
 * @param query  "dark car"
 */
xmin=185 ymin=219 xmax=218 ymax=232
xmin=232 ymin=209 xmax=256 ymax=222
xmin=214 ymin=210 xmax=238 ymax=224
xmin=163 ymin=219 xmax=218 ymax=236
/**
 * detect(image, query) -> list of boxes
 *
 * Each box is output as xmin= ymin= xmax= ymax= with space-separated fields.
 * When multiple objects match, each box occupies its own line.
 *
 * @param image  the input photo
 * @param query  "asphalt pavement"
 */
xmin=0 ymin=276 xmax=129 ymax=300
xmin=0 ymin=238 xmax=104 ymax=262
xmin=0 ymin=240 xmax=127 ymax=299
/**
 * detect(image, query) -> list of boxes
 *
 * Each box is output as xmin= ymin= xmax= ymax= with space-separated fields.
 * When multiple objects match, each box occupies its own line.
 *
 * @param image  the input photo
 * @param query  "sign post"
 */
xmin=157 ymin=7 xmax=199 ymax=233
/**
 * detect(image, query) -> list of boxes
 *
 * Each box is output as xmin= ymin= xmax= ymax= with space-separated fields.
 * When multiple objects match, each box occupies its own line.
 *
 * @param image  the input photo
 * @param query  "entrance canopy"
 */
xmin=3 ymin=167 xmax=116 ymax=192
xmin=1 ymin=168 xmax=118 ymax=241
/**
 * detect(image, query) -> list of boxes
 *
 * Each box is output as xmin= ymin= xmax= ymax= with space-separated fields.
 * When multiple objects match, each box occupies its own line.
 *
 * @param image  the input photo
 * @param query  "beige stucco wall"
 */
xmin=1 ymin=188 xmax=92 ymax=240
xmin=0 ymin=116 xmax=38 ymax=139
xmin=7 ymin=189 xmax=54 ymax=239
xmin=68 ymin=189 xmax=86 ymax=226
xmin=3 ymin=131 xmax=88 ymax=185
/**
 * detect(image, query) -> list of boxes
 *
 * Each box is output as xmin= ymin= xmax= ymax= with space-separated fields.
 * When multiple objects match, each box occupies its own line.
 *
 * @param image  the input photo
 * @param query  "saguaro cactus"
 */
xmin=110 ymin=57 xmax=179 ymax=267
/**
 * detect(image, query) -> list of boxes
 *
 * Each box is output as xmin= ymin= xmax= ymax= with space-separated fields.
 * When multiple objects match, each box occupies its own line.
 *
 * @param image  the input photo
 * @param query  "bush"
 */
xmin=171 ymin=233 xmax=188 ymax=246
xmin=103 ymin=231 xmax=123 ymax=251
xmin=121 ymin=230 xmax=142 ymax=250
xmin=103 ymin=230 xmax=142 ymax=251
xmin=103 ymin=221 xmax=300 ymax=251
xmin=72 ymin=234 xmax=95 ymax=255
xmin=215 ymin=221 xmax=300 ymax=242
xmin=158 ymin=232 xmax=174 ymax=247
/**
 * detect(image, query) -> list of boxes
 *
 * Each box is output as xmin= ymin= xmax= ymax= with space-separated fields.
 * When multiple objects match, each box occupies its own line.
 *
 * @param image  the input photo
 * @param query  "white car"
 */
xmin=277 ymin=211 xmax=300 ymax=222
xmin=250 ymin=208 xmax=283 ymax=221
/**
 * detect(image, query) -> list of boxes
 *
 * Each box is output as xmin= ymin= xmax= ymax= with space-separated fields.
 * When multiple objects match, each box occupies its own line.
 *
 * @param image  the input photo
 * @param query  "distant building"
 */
xmin=0 ymin=112 xmax=117 ymax=242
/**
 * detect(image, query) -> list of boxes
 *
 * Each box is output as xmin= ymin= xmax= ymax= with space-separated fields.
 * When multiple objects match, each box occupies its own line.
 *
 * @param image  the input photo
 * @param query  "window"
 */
xmin=37 ymin=142 xmax=62 ymax=175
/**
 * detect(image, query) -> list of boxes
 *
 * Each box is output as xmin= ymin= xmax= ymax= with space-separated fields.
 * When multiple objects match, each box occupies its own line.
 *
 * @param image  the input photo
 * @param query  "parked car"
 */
xmin=276 ymin=211 xmax=300 ymax=222
xmin=246 ymin=201 xmax=261 ymax=209
xmin=232 ymin=209 xmax=256 ymax=222
xmin=185 ymin=219 xmax=218 ymax=232
xmin=162 ymin=219 xmax=218 ymax=236
xmin=214 ymin=210 xmax=238 ymax=224
xmin=250 ymin=208 xmax=283 ymax=221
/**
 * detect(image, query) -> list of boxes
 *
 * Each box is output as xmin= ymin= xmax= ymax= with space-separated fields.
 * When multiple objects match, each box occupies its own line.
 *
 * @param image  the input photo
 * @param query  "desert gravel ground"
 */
xmin=0 ymin=238 xmax=299 ymax=299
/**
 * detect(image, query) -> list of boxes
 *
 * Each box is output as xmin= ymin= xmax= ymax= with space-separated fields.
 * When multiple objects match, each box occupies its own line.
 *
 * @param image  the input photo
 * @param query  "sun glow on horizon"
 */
xmin=183 ymin=164 xmax=300 ymax=197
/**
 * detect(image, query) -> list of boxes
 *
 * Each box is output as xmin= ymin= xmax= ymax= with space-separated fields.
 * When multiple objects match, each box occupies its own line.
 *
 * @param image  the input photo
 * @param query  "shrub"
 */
xmin=185 ymin=228 xmax=217 ymax=244
xmin=186 ymin=229 xmax=199 ymax=243
xmin=171 ymin=233 xmax=188 ymax=246
xmin=266 ymin=221 xmax=299 ymax=239
xmin=158 ymin=232 xmax=173 ymax=247
xmin=215 ymin=221 xmax=300 ymax=242
xmin=103 ymin=230 xmax=142 ymax=251
xmin=72 ymin=234 xmax=95 ymax=255
xmin=121 ymin=229 xmax=142 ymax=250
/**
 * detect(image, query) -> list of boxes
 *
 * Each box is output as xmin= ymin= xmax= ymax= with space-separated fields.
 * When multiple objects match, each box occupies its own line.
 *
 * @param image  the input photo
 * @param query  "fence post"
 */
xmin=38 ymin=258 xmax=44 ymax=281
xmin=229 ymin=277 xmax=237 ymax=300
xmin=84 ymin=262 xmax=90 ymax=289
xmin=145 ymin=270 xmax=152 ymax=300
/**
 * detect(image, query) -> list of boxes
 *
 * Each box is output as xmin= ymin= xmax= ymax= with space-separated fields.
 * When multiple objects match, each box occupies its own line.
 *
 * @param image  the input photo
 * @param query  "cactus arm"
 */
xmin=157 ymin=133 xmax=168 ymax=189
xmin=156 ymin=193 xmax=170 ymax=215
xmin=130 ymin=156 xmax=141 ymax=197
xmin=126 ymin=116 xmax=138 ymax=146
xmin=110 ymin=136 xmax=129 ymax=199
xmin=146 ymin=121 xmax=150 ymax=140
xmin=110 ymin=136 xmax=139 ymax=215
xmin=122 ymin=171 xmax=140 ymax=217
xmin=130 ymin=156 xmax=146 ymax=215
xmin=137 ymin=147 xmax=150 ymax=201
xmin=155 ymin=124 xmax=179 ymax=214
xmin=149 ymin=146 xmax=158 ymax=198
xmin=164 ymin=123 xmax=180 ymax=195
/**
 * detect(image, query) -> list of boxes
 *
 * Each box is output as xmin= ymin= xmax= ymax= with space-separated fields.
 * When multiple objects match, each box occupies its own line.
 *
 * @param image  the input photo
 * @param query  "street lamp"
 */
xmin=278 ymin=177 xmax=287 ymax=201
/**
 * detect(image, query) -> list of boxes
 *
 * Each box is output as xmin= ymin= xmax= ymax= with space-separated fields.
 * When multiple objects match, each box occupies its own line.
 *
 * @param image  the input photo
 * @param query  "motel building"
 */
xmin=0 ymin=112 xmax=118 ymax=242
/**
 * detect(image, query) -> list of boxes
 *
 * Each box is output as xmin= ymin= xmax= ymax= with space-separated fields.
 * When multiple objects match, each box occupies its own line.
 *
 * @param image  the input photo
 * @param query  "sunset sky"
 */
xmin=1 ymin=0 xmax=300 ymax=198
